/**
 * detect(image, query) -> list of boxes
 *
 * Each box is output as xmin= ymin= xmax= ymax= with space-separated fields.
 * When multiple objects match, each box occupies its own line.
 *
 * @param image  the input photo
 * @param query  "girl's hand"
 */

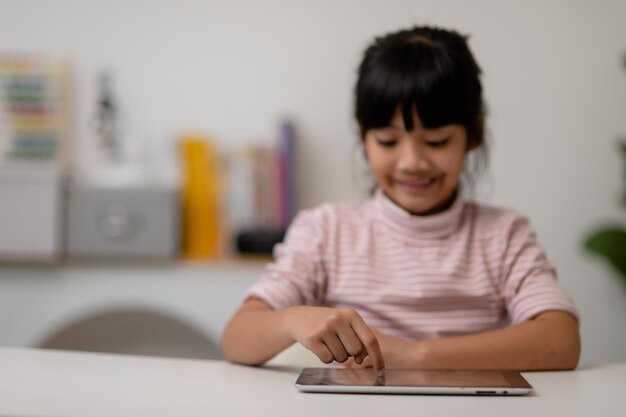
xmin=285 ymin=306 xmax=385 ymax=376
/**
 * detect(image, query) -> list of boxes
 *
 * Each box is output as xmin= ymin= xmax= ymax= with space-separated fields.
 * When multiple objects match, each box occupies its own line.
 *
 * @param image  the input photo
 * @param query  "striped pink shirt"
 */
xmin=246 ymin=189 xmax=578 ymax=340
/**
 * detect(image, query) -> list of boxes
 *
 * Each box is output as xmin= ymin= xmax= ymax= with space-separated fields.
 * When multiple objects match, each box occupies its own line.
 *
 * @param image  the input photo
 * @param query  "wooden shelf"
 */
xmin=0 ymin=254 xmax=273 ymax=270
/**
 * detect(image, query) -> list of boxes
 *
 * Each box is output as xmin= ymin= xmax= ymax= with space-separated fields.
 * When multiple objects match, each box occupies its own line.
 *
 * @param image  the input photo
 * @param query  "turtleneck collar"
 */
xmin=373 ymin=187 xmax=466 ymax=241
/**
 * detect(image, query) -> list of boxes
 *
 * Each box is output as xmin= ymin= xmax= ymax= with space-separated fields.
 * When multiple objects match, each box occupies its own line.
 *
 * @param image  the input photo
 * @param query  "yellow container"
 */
xmin=179 ymin=135 xmax=220 ymax=259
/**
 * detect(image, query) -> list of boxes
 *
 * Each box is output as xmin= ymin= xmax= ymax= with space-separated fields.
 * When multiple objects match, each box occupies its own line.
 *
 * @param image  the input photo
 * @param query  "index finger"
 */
xmin=349 ymin=316 xmax=386 ymax=377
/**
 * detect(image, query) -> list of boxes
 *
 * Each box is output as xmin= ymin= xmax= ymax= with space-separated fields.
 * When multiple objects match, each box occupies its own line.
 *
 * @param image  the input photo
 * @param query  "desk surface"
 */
xmin=0 ymin=347 xmax=623 ymax=417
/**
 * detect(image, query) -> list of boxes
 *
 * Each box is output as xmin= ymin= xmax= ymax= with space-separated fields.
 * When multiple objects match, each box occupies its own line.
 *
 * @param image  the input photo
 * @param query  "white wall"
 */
xmin=1 ymin=0 xmax=625 ymax=365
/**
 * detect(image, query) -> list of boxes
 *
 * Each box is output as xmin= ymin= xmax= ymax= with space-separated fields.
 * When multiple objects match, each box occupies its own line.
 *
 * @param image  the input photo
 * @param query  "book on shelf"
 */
xmin=278 ymin=119 xmax=296 ymax=229
xmin=226 ymin=118 xmax=298 ymax=254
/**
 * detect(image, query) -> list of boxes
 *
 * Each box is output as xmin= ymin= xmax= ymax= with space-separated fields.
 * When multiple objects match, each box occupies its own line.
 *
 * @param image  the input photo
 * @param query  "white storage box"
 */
xmin=0 ymin=165 xmax=63 ymax=262
xmin=65 ymin=184 xmax=180 ymax=259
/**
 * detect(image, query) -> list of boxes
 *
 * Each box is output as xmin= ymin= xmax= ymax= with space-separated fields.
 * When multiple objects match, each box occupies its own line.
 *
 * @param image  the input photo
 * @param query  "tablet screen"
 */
xmin=322 ymin=369 xmax=511 ymax=387
xmin=296 ymin=368 xmax=533 ymax=395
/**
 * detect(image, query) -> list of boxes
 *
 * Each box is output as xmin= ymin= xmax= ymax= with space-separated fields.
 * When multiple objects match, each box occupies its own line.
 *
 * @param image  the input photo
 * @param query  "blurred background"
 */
xmin=0 ymin=0 xmax=624 ymax=366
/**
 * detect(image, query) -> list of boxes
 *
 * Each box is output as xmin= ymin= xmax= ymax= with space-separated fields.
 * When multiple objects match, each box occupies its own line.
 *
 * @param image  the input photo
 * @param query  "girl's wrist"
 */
xmin=406 ymin=339 xmax=429 ymax=368
xmin=281 ymin=305 xmax=303 ymax=342
xmin=381 ymin=335 xmax=428 ymax=369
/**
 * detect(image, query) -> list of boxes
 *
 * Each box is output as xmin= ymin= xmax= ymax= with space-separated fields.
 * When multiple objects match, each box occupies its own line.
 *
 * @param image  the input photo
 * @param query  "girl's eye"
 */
xmin=376 ymin=138 xmax=397 ymax=147
xmin=426 ymin=138 xmax=450 ymax=148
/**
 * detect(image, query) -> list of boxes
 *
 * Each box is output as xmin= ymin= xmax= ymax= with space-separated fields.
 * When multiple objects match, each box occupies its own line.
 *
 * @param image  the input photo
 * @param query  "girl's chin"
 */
xmin=392 ymin=196 xmax=440 ymax=215
xmin=390 ymin=190 xmax=456 ymax=216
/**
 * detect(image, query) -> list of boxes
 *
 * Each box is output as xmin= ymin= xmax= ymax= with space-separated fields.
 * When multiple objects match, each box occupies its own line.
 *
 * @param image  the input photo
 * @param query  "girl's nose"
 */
xmin=397 ymin=144 xmax=430 ymax=172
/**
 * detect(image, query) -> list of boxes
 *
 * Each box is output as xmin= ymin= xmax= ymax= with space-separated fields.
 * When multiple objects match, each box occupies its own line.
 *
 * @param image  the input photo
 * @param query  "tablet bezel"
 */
xmin=295 ymin=367 xmax=533 ymax=395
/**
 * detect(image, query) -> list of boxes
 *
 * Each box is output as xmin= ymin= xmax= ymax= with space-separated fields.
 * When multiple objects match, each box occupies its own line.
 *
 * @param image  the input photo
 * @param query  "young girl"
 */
xmin=221 ymin=26 xmax=580 ymax=375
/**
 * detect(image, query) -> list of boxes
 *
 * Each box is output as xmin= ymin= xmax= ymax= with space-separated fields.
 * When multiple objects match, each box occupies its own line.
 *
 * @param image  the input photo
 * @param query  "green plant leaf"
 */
xmin=585 ymin=227 xmax=626 ymax=283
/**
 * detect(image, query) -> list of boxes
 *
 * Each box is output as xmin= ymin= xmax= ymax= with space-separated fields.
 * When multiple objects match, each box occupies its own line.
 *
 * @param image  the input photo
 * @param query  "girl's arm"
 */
xmin=365 ymin=310 xmax=580 ymax=371
xmin=221 ymin=298 xmax=386 ymax=374
xmin=220 ymin=299 xmax=295 ymax=365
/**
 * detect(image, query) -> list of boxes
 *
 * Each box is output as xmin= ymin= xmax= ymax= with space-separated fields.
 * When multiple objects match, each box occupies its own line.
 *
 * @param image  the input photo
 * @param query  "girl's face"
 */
xmin=363 ymin=109 xmax=470 ymax=216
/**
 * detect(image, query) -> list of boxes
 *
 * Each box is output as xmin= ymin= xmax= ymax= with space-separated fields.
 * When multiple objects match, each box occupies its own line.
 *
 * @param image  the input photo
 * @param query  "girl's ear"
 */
xmin=358 ymin=124 xmax=369 ymax=160
xmin=361 ymin=142 xmax=369 ymax=161
xmin=467 ymin=115 xmax=485 ymax=151
xmin=467 ymin=138 xmax=479 ymax=152
xmin=358 ymin=124 xmax=366 ymax=142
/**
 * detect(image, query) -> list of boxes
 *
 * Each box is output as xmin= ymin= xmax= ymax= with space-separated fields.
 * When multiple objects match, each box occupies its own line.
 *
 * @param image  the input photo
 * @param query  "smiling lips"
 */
xmin=394 ymin=177 xmax=437 ymax=193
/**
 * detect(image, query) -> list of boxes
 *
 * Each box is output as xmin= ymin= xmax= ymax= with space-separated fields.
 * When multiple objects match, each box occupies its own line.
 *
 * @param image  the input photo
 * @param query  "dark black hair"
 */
xmin=355 ymin=25 xmax=489 ymax=186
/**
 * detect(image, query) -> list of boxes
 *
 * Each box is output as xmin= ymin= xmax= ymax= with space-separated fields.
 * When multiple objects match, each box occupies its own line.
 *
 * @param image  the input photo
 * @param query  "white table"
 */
xmin=0 ymin=347 xmax=623 ymax=417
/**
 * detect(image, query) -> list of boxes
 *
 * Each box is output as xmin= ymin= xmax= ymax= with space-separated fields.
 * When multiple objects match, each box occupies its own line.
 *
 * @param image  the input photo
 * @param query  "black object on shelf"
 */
xmin=236 ymin=228 xmax=286 ymax=254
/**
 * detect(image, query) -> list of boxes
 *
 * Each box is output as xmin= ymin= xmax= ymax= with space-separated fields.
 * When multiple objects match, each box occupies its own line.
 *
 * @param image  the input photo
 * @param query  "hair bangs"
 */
xmin=355 ymin=63 xmax=403 ymax=132
xmin=404 ymin=51 xmax=473 ymax=131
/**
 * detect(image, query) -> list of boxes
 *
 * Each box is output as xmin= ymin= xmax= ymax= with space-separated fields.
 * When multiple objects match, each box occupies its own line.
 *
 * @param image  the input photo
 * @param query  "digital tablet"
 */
xmin=295 ymin=367 xmax=533 ymax=395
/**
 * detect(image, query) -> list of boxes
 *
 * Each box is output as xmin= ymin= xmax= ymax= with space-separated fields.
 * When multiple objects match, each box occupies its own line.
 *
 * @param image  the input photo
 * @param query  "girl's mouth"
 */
xmin=395 ymin=177 xmax=437 ymax=193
